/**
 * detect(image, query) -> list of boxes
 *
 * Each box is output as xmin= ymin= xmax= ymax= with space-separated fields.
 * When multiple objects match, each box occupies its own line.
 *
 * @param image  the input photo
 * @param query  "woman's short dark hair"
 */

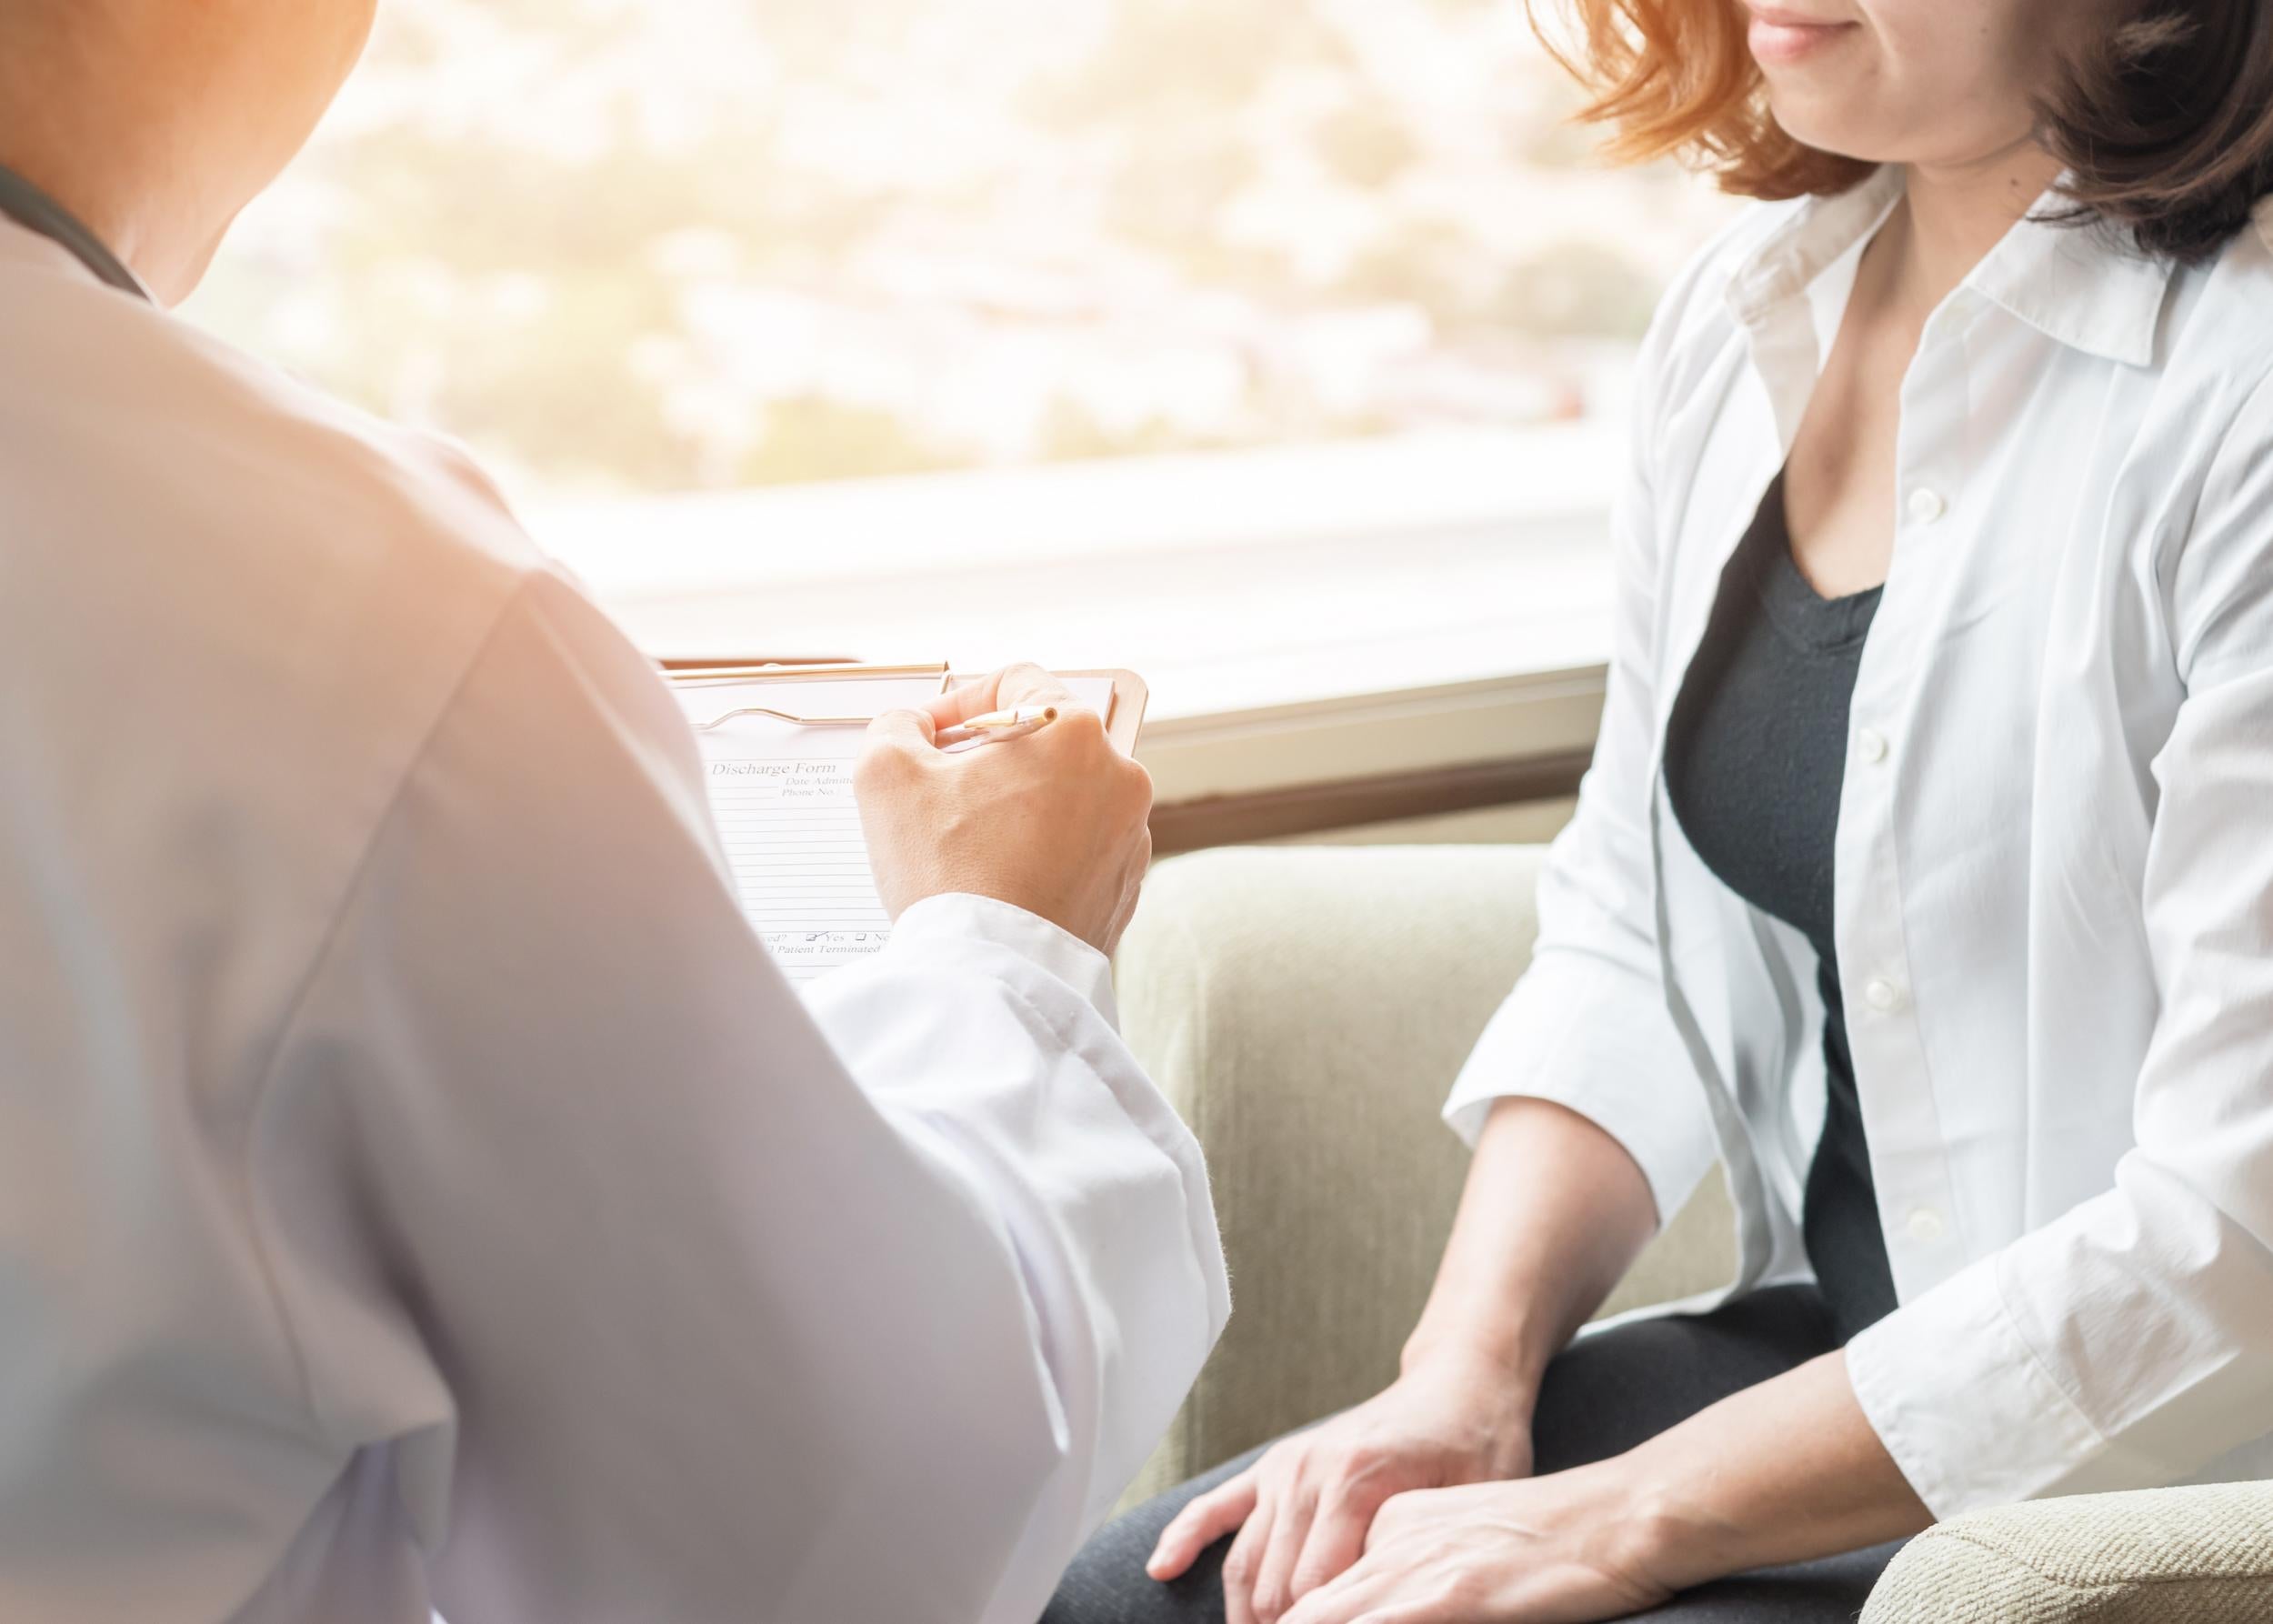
xmin=1535 ymin=0 xmax=2273 ymax=265
xmin=2046 ymin=4 xmax=2273 ymax=263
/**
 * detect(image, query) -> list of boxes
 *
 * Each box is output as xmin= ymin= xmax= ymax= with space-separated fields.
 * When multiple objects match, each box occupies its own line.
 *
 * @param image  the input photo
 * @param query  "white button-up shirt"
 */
xmin=0 ymin=218 xmax=1228 ymax=1622
xmin=1448 ymin=165 xmax=2273 ymax=1517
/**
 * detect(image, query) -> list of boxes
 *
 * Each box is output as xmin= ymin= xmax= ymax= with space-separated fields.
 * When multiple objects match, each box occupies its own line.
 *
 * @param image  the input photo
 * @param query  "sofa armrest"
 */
xmin=1111 ymin=844 xmax=1732 ymax=1506
xmin=1862 ymin=1482 xmax=2273 ymax=1622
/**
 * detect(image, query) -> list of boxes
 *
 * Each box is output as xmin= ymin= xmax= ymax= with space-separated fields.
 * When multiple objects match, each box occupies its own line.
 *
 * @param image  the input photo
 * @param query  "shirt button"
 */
xmin=1908 ymin=486 xmax=1947 ymax=525
xmin=1857 ymin=727 xmax=1888 ymax=764
xmin=1863 ymin=976 xmax=1905 ymax=1013
xmin=1906 ymin=1207 xmax=1946 ymax=1243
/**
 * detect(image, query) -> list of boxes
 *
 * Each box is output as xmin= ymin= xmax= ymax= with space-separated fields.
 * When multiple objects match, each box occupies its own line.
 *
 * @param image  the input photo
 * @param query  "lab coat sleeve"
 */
xmin=1847 ymin=371 xmax=2273 ymax=1517
xmin=257 ymin=566 xmax=1228 ymax=1624
xmin=1439 ymin=257 xmax=1720 ymax=1229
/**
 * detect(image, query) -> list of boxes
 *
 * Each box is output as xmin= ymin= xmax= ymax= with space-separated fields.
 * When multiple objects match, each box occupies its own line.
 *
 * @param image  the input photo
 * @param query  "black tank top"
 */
xmin=1662 ymin=471 xmax=1900 ymax=1343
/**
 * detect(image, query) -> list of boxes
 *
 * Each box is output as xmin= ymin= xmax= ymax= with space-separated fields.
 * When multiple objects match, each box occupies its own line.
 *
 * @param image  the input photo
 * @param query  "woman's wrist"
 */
xmin=1398 ymin=1252 xmax=1577 ymax=1396
xmin=1591 ymin=1351 xmax=1935 ymax=1590
xmin=1397 ymin=1309 xmax=1546 ymax=1398
xmin=1589 ymin=1439 xmax=1741 ymax=1591
xmin=1387 ymin=1332 xmax=1541 ymax=1477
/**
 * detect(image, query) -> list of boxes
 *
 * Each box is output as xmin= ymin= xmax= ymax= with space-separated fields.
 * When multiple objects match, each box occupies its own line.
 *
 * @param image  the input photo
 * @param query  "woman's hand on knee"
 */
xmin=1147 ymin=1355 xmax=1537 ymax=1624
xmin=1273 ymin=1464 xmax=1674 ymax=1624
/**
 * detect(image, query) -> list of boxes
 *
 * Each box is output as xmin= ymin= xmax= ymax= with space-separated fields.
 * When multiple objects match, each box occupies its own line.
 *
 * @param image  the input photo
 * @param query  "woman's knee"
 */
xmin=1042 ymin=1499 xmax=1227 ymax=1624
xmin=1043 ymin=1444 xmax=1271 ymax=1624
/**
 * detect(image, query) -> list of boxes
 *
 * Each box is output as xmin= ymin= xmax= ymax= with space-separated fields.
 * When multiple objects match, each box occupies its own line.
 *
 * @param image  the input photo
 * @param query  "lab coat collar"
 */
xmin=1725 ymin=164 xmax=2178 ymax=370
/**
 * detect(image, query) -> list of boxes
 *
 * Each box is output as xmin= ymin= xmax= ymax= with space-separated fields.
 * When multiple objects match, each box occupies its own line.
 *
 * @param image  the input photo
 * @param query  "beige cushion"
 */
xmin=1863 ymin=1483 xmax=2273 ymax=1623
xmin=1111 ymin=844 xmax=1733 ymax=1507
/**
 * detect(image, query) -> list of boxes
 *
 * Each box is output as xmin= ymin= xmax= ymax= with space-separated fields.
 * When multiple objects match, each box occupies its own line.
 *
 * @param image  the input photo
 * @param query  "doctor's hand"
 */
xmin=856 ymin=663 xmax=1154 ymax=954
xmin=1147 ymin=1356 xmax=1537 ymax=1624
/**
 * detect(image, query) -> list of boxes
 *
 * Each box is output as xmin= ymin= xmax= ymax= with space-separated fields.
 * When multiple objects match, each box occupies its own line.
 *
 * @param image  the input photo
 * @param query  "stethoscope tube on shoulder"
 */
xmin=0 ymin=163 xmax=151 ymax=301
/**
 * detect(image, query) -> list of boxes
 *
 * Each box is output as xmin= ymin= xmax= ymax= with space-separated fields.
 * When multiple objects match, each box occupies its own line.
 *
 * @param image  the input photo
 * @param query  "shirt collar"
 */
xmin=0 ymin=166 xmax=151 ymax=302
xmin=1727 ymin=165 xmax=2177 ymax=370
xmin=1966 ymin=186 xmax=2174 ymax=367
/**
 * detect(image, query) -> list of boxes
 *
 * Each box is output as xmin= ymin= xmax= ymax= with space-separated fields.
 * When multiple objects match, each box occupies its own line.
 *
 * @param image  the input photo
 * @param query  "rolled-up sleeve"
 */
xmin=1847 ymin=374 xmax=2273 ymax=1517
xmin=1442 ymin=276 xmax=1719 ymax=1230
xmin=256 ymin=566 xmax=1227 ymax=1624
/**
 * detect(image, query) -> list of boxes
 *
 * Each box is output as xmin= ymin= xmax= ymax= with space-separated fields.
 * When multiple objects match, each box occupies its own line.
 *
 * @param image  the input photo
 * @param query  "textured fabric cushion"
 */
xmin=1862 ymin=1483 xmax=2273 ymax=1623
xmin=1110 ymin=845 xmax=1734 ymax=1507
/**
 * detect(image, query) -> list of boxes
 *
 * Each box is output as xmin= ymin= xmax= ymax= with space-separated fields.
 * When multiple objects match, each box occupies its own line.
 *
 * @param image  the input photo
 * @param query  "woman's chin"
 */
xmin=1761 ymin=97 xmax=1890 ymax=166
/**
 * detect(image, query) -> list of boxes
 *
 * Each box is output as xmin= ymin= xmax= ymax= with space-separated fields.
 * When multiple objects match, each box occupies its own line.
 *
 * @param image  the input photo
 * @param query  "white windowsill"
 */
xmin=526 ymin=426 xmax=1617 ymax=805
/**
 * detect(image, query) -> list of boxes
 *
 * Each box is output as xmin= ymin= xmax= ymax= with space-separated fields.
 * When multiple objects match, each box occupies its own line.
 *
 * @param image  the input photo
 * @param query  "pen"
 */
xmin=936 ymin=706 xmax=1059 ymax=747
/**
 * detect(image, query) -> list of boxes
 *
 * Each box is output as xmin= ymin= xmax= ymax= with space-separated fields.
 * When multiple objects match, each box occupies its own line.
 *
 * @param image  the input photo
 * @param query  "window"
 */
xmin=185 ymin=0 xmax=1737 ymax=826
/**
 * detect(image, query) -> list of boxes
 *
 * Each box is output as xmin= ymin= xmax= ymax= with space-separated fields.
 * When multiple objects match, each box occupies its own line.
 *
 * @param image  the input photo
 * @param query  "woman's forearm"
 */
xmin=1617 ymin=1348 xmax=1932 ymax=1584
xmin=1400 ymin=1096 xmax=1659 ymax=1398
xmin=1407 ymin=1104 xmax=1930 ymax=1582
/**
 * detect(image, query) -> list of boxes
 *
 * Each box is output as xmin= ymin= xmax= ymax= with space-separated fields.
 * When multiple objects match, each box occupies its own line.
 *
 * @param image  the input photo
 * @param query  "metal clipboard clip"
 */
xmin=662 ymin=658 xmax=1147 ymax=753
xmin=666 ymin=660 xmax=954 ymax=733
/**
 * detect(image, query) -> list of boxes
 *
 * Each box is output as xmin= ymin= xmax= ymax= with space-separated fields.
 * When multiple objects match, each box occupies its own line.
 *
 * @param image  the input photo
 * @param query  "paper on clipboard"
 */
xmin=670 ymin=667 xmax=1128 ymax=982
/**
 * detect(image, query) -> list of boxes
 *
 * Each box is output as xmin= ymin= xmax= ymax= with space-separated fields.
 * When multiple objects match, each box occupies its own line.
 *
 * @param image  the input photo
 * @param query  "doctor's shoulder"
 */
xmin=4 ymin=275 xmax=547 ymax=640
xmin=183 ymin=316 xmax=538 ymax=589
xmin=0 ymin=278 xmax=584 ymax=878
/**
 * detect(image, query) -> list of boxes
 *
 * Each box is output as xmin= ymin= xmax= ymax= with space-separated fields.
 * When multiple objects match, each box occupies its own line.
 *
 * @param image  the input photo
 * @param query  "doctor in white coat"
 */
xmin=0 ymin=3 xmax=1228 ymax=1621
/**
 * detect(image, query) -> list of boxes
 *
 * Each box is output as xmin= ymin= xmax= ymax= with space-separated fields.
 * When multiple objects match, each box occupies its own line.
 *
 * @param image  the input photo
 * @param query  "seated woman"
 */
xmin=1049 ymin=0 xmax=2273 ymax=1619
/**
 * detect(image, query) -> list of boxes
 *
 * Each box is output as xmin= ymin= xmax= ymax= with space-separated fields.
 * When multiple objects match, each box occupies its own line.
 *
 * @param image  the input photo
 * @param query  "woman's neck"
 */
xmin=1885 ymin=144 xmax=2068 ymax=314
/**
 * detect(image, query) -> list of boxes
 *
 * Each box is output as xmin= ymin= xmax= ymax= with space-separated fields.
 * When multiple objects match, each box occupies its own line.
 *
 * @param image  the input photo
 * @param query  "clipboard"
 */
xmin=662 ymin=659 xmax=1149 ymax=755
xmin=659 ymin=660 xmax=1150 ymax=981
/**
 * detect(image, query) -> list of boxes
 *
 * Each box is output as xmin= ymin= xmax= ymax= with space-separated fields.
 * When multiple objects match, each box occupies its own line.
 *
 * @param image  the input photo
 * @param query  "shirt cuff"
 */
xmin=883 ymin=893 xmax=1119 ymax=1027
xmin=1443 ymin=951 xmax=1718 ymax=1232
xmin=1845 ymin=1253 xmax=2118 ymax=1518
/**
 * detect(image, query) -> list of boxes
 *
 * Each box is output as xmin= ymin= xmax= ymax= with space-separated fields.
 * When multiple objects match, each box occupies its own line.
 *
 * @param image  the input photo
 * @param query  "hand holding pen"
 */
xmin=935 ymin=706 xmax=1059 ymax=747
xmin=854 ymin=665 xmax=1152 ymax=952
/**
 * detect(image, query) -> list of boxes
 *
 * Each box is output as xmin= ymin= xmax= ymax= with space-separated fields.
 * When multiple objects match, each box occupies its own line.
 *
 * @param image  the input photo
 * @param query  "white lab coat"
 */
xmin=0 ymin=217 xmax=1227 ymax=1623
xmin=1447 ymin=166 xmax=2273 ymax=1517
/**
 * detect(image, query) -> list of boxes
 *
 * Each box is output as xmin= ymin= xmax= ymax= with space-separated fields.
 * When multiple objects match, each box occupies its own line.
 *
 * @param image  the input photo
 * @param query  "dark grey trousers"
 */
xmin=1045 ymin=1285 xmax=1904 ymax=1623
